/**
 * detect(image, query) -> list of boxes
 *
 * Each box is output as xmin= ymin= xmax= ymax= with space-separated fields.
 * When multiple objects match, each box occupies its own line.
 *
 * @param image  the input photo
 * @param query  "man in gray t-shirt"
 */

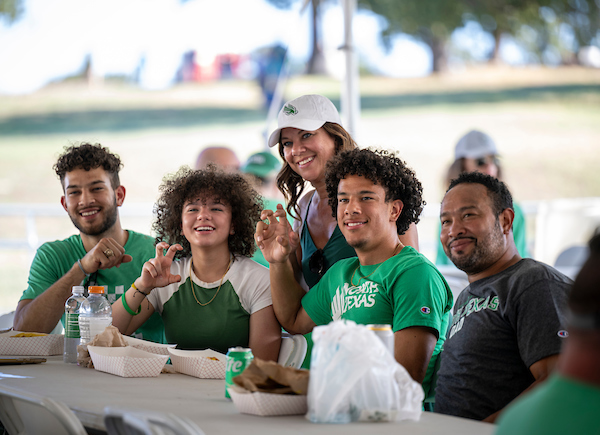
xmin=434 ymin=172 xmax=572 ymax=422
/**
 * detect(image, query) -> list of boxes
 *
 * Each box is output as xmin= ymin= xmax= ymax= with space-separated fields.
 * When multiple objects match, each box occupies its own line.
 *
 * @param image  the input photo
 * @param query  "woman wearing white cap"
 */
xmin=267 ymin=94 xmax=419 ymax=290
xmin=435 ymin=129 xmax=529 ymax=266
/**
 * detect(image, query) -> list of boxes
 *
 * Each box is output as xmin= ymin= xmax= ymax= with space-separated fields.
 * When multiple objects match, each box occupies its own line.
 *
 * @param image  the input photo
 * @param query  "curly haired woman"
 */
xmin=112 ymin=166 xmax=281 ymax=360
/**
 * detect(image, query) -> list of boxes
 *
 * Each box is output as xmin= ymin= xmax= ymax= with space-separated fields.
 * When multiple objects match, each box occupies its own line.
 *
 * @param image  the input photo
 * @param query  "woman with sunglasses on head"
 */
xmin=112 ymin=166 xmax=281 ymax=361
xmin=268 ymin=94 xmax=420 ymax=291
xmin=435 ymin=129 xmax=529 ymax=266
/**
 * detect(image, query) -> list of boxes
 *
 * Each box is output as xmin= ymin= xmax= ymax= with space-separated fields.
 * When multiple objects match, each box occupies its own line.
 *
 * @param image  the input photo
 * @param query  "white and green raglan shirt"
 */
xmin=145 ymin=255 xmax=272 ymax=354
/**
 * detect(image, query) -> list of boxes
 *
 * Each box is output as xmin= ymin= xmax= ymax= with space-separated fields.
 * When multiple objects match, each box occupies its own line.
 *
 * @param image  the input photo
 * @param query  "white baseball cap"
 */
xmin=454 ymin=130 xmax=498 ymax=160
xmin=268 ymin=94 xmax=342 ymax=148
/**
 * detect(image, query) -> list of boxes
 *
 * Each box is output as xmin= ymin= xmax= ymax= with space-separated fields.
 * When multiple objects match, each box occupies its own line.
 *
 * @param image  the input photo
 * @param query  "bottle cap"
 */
xmin=72 ymin=285 xmax=85 ymax=293
xmin=88 ymin=286 xmax=105 ymax=294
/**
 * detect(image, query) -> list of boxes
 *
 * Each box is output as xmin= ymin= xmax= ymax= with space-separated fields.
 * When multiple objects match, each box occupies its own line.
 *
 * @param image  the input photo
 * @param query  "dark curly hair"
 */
xmin=54 ymin=143 xmax=122 ymax=189
xmin=324 ymin=148 xmax=425 ymax=235
xmin=276 ymin=122 xmax=357 ymax=220
xmin=153 ymin=165 xmax=263 ymax=259
xmin=447 ymin=171 xmax=513 ymax=217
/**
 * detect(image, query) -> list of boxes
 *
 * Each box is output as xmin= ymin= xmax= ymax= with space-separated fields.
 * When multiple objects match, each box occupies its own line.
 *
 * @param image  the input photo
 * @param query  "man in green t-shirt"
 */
xmin=13 ymin=143 xmax=165 ymax=343
xmin=256 ymin=148 xmax=452 ymax=395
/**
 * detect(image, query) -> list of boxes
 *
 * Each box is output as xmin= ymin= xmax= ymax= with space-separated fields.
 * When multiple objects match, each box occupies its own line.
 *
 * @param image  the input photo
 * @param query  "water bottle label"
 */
xmin=65 ymin=313 xmax=80 ymax=338
xmin=88 ymin=317 xmax=112 ymax=339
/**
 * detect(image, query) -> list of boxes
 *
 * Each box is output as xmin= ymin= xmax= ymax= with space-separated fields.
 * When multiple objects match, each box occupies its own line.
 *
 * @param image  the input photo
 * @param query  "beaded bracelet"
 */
xmin=121 ymin=292 xmax=141 ymax=316
xmin=131 ymin=282 xmax=149 ymax=299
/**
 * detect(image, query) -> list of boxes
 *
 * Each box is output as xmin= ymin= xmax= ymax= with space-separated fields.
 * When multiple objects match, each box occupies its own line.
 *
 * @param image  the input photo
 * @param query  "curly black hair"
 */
xmin=447 ymin=171 xmax=513 ymax=217
xmin=324 ymin=148 xmax=425 ymax=235
xmin=54 ymin=142 xmax=122 ymax=189
xmin=153 ymin=165 xmax=263 ymax=259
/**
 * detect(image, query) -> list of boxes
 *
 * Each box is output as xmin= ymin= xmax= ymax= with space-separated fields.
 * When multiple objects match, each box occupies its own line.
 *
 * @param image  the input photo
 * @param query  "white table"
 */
xmin=0 ymin=356 xmax=494 ymax=434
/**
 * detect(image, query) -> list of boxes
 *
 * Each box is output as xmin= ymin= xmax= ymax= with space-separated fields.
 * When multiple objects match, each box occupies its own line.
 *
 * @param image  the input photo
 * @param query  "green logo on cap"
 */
xmin=283 ymin=104 xmax=298 ymax=116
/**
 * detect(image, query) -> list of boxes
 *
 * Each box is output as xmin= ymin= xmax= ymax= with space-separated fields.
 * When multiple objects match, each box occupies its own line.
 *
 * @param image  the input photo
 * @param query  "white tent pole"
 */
xmin=339 ymin=0 xmax=360 ymax=139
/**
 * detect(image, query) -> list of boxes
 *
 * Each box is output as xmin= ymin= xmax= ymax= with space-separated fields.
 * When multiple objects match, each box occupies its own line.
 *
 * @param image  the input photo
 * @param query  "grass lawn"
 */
xmin=1 ymin=65 xmax=599 ymax=314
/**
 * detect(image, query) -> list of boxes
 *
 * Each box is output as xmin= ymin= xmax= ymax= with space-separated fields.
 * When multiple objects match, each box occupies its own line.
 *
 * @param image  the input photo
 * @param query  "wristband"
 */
xmin=121 ymin=292 xmax=141 ymax=316
xmin=77 ymin=259 xmax=90 ymax=277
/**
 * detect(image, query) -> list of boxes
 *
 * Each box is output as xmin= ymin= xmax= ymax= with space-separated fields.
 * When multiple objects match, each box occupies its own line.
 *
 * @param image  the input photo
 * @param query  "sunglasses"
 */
xmin=309 ymin=249 xmax=326 ymax=277
xmin=475 ymin=156 xmax=499 ymax=167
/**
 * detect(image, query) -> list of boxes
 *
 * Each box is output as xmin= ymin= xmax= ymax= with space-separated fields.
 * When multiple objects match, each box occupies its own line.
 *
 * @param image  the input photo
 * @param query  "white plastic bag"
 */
xmin=307 ymin=320 xmax=424 ymax=423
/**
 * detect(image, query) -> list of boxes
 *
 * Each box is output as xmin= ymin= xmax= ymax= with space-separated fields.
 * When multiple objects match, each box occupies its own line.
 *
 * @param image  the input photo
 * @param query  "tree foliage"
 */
xmin=0 ymin=0 xmax=23 ymax=24
xmin=358 ymin=0 xmax=600 ymax=71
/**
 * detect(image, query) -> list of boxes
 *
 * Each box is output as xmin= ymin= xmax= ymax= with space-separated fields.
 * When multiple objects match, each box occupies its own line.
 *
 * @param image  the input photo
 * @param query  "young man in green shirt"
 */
xmin=256 ymin=148 xmax=452 ymax=396
xmin=13 ymin=143 xmax=165 ymax=343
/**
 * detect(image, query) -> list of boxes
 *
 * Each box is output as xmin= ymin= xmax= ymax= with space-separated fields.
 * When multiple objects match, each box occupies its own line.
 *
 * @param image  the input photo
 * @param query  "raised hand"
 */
xmin=256 ymin=204 xmax=299 ymax=264
xmin=135 ymin=242 xmax=183 ymax=293
xmin=80 ymin=237 xmax=133 ymax=275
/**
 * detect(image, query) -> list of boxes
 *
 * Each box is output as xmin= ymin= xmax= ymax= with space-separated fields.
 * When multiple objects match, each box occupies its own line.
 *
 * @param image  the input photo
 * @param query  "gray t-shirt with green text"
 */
xmin=435 ymin=259 xmax=572 ymax=420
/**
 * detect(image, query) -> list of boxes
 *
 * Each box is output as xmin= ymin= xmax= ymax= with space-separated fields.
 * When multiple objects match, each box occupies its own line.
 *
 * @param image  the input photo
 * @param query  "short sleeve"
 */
xmin=235 ymin=258 xmax=273 ymax=314
xmin=510 ymin=278 xmax=569 ymax=368
xmin=301 ymin=274 xmax=334 ymax=325
xmin=390 ymin=263 xmax=452 ymax=337
xmin=21 ymin=244 xmax=65 ymax=301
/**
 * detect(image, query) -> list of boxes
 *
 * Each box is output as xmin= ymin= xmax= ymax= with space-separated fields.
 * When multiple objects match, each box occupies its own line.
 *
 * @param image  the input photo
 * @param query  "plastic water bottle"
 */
xmin=79 ymin=286 xmax=112 ymax=344
xmin=63 ymin=286 xmax=86 ymax=363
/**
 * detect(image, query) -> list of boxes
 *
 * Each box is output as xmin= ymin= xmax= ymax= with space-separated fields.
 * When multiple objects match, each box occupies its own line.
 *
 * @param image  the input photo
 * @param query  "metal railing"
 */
xmin=2 ymin=197 xmax=600 ymax=265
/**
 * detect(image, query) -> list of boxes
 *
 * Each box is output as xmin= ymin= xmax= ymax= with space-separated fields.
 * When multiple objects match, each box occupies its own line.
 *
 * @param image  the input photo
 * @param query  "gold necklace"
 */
xmin=350 ymin=243 xmax=402 ymax=286
xmin=189 ymin=256 xmax=233 ymax=306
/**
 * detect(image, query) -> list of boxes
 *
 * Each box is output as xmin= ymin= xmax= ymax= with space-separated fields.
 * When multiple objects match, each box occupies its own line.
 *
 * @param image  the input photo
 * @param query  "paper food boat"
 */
xmin=0 ymin=331 xmax=63 ymax=356
xmin=123 ymin=336 xmax=176 ymax=355
xmin=88 ymin=345 xmax=168 ymax=378
xmin=228 ymin=386 xmax=308 ymax=417
xmin=167 ymin=348 xmax=226 ymax=379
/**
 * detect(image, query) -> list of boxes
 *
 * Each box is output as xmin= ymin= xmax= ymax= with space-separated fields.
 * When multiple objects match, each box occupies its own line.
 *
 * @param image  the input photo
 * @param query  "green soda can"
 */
xmin=225 ymin=346 xmax=254 ymax=399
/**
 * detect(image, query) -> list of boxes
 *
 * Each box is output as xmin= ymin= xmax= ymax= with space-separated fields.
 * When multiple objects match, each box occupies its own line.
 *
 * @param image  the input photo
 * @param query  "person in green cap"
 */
xmin=242 ymin=151 xmax=290 ymax=267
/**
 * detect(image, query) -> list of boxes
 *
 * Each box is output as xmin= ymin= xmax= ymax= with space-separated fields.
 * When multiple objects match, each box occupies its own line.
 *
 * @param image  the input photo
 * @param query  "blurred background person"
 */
xmin=195 ymin=146 xmax=240 ymax=172
xmin=436 ymin=129 xmax=529 ymax=266
xmin=496 ymin=230 xmax=600 ymax=434
xmin=241 ymin=151 xmax=288 ymax=268
xmin=241 ymin=151 xmax=283 ymax=206
xmin=256 ymin=43 xmax=286 ymax=110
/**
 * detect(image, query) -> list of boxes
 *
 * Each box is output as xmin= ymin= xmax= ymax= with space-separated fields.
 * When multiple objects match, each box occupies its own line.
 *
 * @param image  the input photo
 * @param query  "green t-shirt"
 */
xmin=496 ymin=374 xmax=600 ymax=435
xmin=302 ymin=246 xmax=453 ymax=396
xmin=436 ymin=201 xmax=529 ymax=266
xmin=21 ymin=231 xmax=166 ymax=343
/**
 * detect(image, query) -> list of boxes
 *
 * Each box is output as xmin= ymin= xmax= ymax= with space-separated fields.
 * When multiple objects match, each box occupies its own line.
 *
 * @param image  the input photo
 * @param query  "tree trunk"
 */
xmin=489 ymin=28 xmax=502 ymax=64
xmin=306 ymin=0 xmax=327 ymax=75
xmin=431 ymin=36 xmax=447 ymax=73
